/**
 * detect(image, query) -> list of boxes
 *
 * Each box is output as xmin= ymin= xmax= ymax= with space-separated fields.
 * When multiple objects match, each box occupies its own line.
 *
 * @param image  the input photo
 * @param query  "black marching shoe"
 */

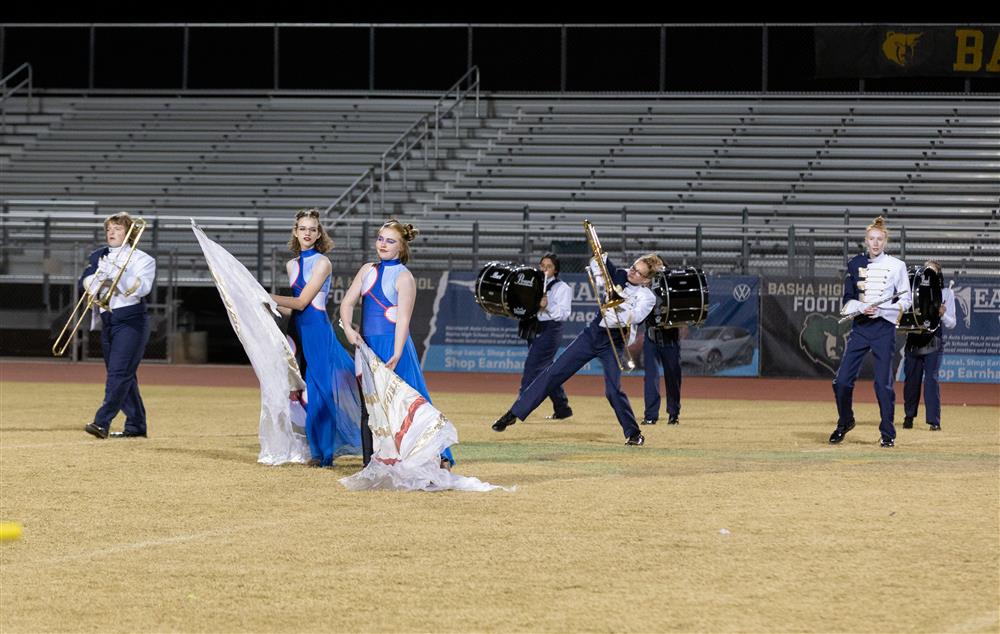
xmin=902 ymin=417 xmax=914 ymax=429
xmin=625 ymin=434 xmax=645 ymax=446
xmin=929 ymin=424 xmax=941 ymax=431
xmin=492 ymin=411 xmax=517 ymax=432
xmin=667 ymin=417 xmax=680 ymax=425
xmin=640 ymin=419 xmax=657 ymax=425
xmin=545 ymin=409 xmax=573 ymax=420
xmin=110 ymin=430 xmax=147 ymax=438
xmin=84 ymin=423 xmax=109 ymax=439
xmin=879 ymin=436 xmax=895 ymax=448
xmin=828 ymin=420 xmax=856 ymax=444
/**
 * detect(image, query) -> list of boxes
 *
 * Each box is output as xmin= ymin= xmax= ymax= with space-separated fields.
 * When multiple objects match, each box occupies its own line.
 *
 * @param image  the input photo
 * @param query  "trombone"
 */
xmin=583 ymin=219 xmax=635 ymax=371
xmin=52 ymin=218 xmax=147 ymax=357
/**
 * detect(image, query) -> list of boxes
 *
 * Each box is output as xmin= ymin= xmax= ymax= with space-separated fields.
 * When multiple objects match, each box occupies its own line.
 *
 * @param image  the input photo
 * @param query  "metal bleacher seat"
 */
xmin=418 ymin=96 xmax=998 ymax=274
xmin=2 ymin=95 xmax=997 ymax=278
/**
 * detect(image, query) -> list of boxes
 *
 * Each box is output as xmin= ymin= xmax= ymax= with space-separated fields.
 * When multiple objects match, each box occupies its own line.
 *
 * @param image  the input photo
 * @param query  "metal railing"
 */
xmin=0 ymin=62 xmax=33 ymax=134
xmin=3 ymin=23 xmax=996 ymax=95
xmin=2 ymin=210 xmax=997 ymax=283
xmin=324 ymin=66 xmax=481 ymax=224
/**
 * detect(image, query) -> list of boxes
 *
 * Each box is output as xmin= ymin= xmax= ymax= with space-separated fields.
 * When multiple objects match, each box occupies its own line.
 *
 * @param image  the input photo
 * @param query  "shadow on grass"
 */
xmin=457 ymin=440 xmax=678 ymax=464
xmin=792 ymin=431 xmax=838 ymax=444
xmin=153 ymin=445 xmax=256 ymax=464
xmin=2 ymin=425 xmax=88 ymax=432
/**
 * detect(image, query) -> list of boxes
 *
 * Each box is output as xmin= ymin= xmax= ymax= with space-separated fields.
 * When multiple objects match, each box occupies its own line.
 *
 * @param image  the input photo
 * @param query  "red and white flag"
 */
xmin=341 ymin=342 xmax=510 ymax=492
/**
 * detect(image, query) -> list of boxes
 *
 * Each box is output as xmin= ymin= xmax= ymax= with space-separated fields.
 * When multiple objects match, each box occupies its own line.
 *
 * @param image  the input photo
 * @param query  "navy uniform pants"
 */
xmin=93 ymin=303 xmax=150 ymax=434
xmin=512 ymin=324 xmax=639 ymax=439
xmin=519 ymin=320 xmax=571 ymax=417
xmin=832 ymin=317 xmax=897 ymax=440
xmin=643 ymin=331 xmax=681 ymax=422
xmin=903 ymin=347 xmax=944 ymax=426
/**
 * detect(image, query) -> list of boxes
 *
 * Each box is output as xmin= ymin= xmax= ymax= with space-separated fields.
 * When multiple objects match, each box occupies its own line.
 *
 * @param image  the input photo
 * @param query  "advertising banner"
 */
xmin=921 ymin=278 xmax=1000 ymax=384
xmin=761 ymin=276 xmax=999 ymax=384
xmin=674 ymin=276 xmax=759 ymax=377
xmin=816 ymin=26 xmax=1000 ymax=78
xmin=422 ymin=271 xmax=760 ymax=377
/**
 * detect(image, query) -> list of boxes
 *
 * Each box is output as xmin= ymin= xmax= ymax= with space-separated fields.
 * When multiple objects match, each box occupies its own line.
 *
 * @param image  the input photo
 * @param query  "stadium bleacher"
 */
xmin=1 ymin=95 xmax=997 ymax=283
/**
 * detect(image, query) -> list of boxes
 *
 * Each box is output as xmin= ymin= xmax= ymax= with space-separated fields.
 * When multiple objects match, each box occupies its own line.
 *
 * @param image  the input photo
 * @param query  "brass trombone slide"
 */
xmin=52 ymin=218 xmax=147 ymax=357
xmin=583 ymin=219 xmax=635 ymax=371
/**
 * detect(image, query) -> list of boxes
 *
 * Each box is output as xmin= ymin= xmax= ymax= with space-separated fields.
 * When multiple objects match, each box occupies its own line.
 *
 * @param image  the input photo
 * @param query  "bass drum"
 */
xmin=898 ymin=264 xmax=943 ymax=332
xmin=650 ymin=267 xmax=709 ymax=328
xmin=475 ymin=261 xmax=545 ymax=319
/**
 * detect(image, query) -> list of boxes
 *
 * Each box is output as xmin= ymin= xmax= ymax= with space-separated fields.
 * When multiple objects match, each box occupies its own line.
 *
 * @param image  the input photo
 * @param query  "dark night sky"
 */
xmin=1 ymin=2 xmax=993 ymax=24
xmin=3 ymin=6 xmax=995 ymax=92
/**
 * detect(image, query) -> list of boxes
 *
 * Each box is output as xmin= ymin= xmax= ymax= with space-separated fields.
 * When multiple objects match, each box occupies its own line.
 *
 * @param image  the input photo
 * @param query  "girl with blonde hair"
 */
xmin=830 ymin=216 xmax=911 ymax=448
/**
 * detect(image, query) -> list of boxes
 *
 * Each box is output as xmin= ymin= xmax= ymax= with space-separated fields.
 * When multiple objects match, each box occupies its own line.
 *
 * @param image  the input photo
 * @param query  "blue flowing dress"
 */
xmin=290 ymin=248 xmax=362 ymax=466
xmin=361 ymin=258 xmax=455 ymax=466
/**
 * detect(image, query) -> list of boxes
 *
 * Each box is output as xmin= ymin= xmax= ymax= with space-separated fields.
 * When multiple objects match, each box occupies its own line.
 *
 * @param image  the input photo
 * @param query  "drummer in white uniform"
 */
xmin=517 ymin=253 xmax=574 ymax=420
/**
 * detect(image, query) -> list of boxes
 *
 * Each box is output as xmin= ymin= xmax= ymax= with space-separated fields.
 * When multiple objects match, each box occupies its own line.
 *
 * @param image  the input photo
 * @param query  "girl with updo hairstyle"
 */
xmin=829 ymin=215 xmax=911 ymax=448
xmin=866 ymin=215 xmax=889 ymax=243
xmin=376 ymin=218 xmax=418 ymax=263
xmin=340 ymin=219 xmax=455 ymax=468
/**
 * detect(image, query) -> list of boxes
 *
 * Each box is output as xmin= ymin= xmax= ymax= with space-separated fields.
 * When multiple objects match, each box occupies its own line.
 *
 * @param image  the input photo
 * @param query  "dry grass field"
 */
xmin=1 ymin=380 xmax=998 ymax=633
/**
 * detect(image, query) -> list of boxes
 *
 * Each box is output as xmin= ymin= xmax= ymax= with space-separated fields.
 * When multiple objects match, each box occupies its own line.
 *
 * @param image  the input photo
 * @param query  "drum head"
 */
xmin=504 ymin=267 xmax=545 ymax=318
xmin=900 ymin=265 xmax=942 ymax=332
xmin=475 ymin=262 xmax=509 ymax=315
xmin=475 ymin=262 xmax=544 ymax=319
xmin=653 ymin=267 xmax=708 ymax=327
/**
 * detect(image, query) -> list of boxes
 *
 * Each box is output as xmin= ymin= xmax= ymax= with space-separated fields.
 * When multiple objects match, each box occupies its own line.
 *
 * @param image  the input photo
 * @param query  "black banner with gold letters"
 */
xmin=816 ymin=26 xmax=1000 ymax=77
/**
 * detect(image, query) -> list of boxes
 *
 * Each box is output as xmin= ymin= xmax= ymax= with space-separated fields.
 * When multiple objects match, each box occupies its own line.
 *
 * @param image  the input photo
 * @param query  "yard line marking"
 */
xmin=13 ymin=520 xmax=290 ymax=567
xmin=1 ymin=435 xmax=255 ymax=449
xmin=944 ymin=611 xmax=1000 ymax=633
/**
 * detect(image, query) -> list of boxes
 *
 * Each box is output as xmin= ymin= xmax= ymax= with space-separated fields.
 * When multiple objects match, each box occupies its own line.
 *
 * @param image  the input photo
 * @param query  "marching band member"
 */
xmin=829 ymin=216 xmax=911 ymax=448
xmin=81 ymin=212 xmax=156 ymax=439
xmin=641 ymin=258 xmax=682 ymax=426
xmin=492 ymin=254 xmax=661 ymax=446
xmin=517 ymin=253 xmax=574 ymax=420
xmin=902 ymin=261 xmax=957 ymax=432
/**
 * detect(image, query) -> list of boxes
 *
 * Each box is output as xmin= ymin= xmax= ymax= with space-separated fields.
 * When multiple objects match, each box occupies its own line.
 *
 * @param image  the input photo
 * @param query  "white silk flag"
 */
xmin=341 ymin=342 xmax=510 ymax=492
xmin=191 ymin=221 xmax=311 ymax=466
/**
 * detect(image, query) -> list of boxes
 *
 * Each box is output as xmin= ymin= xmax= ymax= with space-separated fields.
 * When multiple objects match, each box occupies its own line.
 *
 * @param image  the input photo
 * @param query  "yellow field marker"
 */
xmin=0 ymin=521 xmax=24 ymax=542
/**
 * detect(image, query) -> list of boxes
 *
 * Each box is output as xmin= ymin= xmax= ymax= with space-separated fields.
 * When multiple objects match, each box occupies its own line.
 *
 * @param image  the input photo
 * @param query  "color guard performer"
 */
xmin=341 ymin=219 xmax=456 ymax=468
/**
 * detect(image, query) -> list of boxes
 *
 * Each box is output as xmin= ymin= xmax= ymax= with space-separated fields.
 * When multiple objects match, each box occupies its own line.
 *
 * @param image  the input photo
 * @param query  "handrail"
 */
xmin=4 ymin=206 xmax=997 ymax=228
xmin=3 ymin=210 xmax=996 ymax=281
xmin=321 ymin=167 xmax=376 ymax=219
xmin=4 ymin=209 xmax=996 ymax=238
xmin=326 ymin=66 xmax=481 ymax=225
xmin=0 ymin=63 xmax=34 ymax=134
xmin=382 ymin=65 xmax=481 ymax=171
xmin=0 ymin=63 xmax=33 ymax=99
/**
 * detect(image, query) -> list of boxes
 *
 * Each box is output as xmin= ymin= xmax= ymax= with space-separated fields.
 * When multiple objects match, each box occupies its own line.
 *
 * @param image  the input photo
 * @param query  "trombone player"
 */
xmin=493 ymin=225 xmax=660 ymax=446
xmin=77 ymin=212 xmax=156 ymax=439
